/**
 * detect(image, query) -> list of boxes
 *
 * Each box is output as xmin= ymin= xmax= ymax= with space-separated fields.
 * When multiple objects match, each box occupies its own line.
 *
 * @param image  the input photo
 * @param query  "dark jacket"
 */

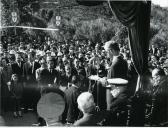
xmin=64 ymin=86 xmax=81 ymax=123
xmin=11 ymin=61 xmax=24 ymax=81
xmin=107 ymin=56 xmax=128 ymax=80
xmin=23 ymin=61 xmax=40 ymax=85
xmin=74 ymin=110 xmax=108 ymax=126
xmin=106 ymin=56 xmax=128 ymax=110
xmin=46 ymin=68 xmax=59 ymax=85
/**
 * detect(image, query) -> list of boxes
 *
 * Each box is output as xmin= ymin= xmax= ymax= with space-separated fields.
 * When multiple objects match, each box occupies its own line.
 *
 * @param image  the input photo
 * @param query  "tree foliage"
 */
xmin=1 ymin=1 xmax=168 ymax=48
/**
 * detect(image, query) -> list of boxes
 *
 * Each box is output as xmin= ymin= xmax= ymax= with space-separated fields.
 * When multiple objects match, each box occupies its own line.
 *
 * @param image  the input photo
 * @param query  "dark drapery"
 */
xmin=109 ymin=1 xmax=151 ymax=92
xmin=76 ymin=0 xmax=151 ymax=92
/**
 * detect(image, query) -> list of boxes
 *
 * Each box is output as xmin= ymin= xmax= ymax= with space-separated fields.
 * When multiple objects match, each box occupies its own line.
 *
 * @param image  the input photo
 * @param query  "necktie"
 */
xmin=18 ymin=63 xmax=21 ymax=67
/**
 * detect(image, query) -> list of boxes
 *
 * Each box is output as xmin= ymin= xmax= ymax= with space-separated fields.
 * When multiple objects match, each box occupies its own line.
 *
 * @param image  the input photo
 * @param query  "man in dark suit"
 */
xmin=64 ymin=75 xmax=81 ymax=124
xmin=101 ymin=41 xmax=128 ymax=126
xmin=11 ymin=53 xmax=24 ymax=82
xmin=23 ymin=51 xmax=41 ymax=111
xmin=46 ymin=56 xmax=59 ymax=86
xmin=104 ymin=40 xmax=128 ymax=111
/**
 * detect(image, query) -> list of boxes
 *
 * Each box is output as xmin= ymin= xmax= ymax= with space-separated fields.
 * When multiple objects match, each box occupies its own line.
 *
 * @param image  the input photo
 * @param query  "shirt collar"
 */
xmin=112 ymin=55 xmax=119 ymax=63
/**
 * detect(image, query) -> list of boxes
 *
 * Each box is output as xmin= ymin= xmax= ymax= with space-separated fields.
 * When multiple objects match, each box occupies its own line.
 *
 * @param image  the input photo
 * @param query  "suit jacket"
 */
xmin=64 ymin=86 xmax=81 ymax=123
xmin=107 ymin=56 xmax=128 ymax=80
xmin=106 ymin=56 xmax=128 ymax=110
xmin=74 ymin=110 xmax=108 ymax=126
xmin=11 ymin=61 xmax=24 ymax=81
xmin=23 ymin=61 xmax=41 ymax=85
xmin=46 ymin=68 xmax=59 ymax=85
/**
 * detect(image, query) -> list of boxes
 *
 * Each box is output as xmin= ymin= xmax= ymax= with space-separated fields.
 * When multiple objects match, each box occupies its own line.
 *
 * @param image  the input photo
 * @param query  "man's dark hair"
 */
xmin=157 ymin=68 xmax=166 ymax=76
xmin=71 ymin=75 xmax=80 ymax=85
xmin=110 ymin=42 xmax=120 ymax=51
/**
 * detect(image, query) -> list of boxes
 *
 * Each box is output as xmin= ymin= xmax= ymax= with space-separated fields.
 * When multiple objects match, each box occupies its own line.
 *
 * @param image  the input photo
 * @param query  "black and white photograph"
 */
xmin=0 ymin=0 xmax=168 ymax=126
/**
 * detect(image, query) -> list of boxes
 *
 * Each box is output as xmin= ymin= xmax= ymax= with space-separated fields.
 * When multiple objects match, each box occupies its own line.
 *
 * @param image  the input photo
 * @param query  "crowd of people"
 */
xmin=0 ymin=34 xmax=168 ymax=126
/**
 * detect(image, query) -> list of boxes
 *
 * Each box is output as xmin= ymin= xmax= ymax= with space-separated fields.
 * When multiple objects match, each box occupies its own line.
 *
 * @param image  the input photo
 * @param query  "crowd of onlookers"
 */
xmin=148 ymin=44 xmax=168 ymax=74
xmin=0 ymin=34 xmax=168 ymax=125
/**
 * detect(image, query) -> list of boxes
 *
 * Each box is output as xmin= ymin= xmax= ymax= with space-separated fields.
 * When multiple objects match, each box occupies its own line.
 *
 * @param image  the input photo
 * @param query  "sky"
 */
xmin=152 ymin=0 xmax=168 ymax=7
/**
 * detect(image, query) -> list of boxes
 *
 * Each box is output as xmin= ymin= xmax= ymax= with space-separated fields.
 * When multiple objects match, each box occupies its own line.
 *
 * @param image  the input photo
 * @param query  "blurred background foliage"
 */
xmin=1 ymin=0 xmax=168 ymax=47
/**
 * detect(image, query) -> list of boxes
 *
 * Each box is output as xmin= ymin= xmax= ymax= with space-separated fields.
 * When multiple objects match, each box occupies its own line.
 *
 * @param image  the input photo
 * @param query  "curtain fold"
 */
xmin=109 ymin=1 xmax=151 ymax=92
xmin=109 ymin=1 xmax=140 ymax=27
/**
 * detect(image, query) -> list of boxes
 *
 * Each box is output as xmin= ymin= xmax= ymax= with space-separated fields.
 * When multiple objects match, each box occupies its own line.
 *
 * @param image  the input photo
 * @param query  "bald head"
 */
xmin=77 ymin=92 xmax=95 ymax=114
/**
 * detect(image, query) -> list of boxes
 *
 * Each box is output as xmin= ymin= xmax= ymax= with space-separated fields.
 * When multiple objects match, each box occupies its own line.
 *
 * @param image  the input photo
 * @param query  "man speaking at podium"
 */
xmin=104 ymin=40 xmax=128 ymax=111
